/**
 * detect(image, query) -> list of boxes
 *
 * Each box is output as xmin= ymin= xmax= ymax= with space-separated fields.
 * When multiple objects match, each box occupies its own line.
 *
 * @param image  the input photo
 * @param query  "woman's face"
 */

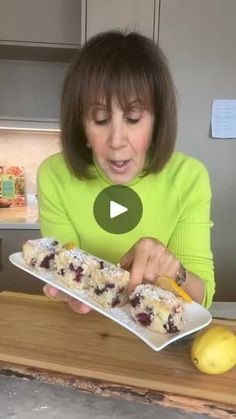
xmin=83 ymin=99 xmax=154 ymax=184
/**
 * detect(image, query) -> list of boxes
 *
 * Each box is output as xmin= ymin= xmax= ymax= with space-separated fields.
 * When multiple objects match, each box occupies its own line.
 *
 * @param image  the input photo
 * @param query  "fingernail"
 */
xmin=43 ymin=286 xmax=56 ymax=301
xmin=78 ymin=303 xmax=91 ymax=313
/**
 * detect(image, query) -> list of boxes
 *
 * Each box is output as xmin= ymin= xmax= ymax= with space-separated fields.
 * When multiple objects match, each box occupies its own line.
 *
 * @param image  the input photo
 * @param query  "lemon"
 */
xmin=191 ymin=326 xmax=236 ymax=374
xmin=63 ymin=241 xmax=76 ymax=250
xmin=155 ymin=275 xmax=192 ymax=303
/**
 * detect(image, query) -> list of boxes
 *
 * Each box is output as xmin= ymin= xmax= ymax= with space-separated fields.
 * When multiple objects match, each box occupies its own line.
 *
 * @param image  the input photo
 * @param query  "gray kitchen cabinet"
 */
xmin=85 ymin=0 xmax=159 ymax=42
xmin=158 ymin=0 xmax=236 ymax=301
xmin=0 ymin=0 xmax=84 ymax=129
xmin=0 ymin=229 xmax=43 ymax=294
xmin=0 ymin=59 xmax=67 ymax=129
xmin=0 ymin=0 xmax=159 ymax=129
xmin=0 ymin=0 xmax=82 ymax=48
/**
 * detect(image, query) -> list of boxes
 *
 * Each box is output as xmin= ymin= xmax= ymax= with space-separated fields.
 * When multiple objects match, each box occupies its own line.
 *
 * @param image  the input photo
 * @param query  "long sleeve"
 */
xmin=167 ymin=159 xmax=215 ymax=308
xmin=37 ymin=154 xmax=81 ymax=247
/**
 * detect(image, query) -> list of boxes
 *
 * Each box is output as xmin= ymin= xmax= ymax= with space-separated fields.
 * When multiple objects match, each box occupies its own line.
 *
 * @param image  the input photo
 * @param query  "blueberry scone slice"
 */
xmin=22 ymin=237 xmax=62 ymax=271
xmin=54 ymin=248 xmax=102 ymax=290
xmin=87 ymin=265 xmax=130 ymax=308
xmin=129 ymin=284 xmax=184 ymax=333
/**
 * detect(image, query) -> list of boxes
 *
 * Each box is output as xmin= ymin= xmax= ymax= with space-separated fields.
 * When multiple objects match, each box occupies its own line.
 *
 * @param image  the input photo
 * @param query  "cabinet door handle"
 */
xmin=0 ymin=237 xmax=2 ymax=271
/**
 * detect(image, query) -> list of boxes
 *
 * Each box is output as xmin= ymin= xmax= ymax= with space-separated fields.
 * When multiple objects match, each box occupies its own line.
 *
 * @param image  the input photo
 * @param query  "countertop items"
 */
xmin=0 ymin=198 xmax=12 ymax=208
xmin=210 ymin=302 xmax=236 ymax=320
xmin=0 ymin=205 xmax=39 ymax=229
xmin=0 ymin=292 xmax=235 ymax=418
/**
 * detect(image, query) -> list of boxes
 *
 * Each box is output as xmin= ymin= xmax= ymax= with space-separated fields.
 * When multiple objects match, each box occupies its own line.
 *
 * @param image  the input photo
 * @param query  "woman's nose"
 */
xmin=108 ymin=121 xmax=127 ymax=149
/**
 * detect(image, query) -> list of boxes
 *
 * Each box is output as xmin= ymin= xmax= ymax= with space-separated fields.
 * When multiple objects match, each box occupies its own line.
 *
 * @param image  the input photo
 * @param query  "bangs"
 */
xmin=80 ymin=58 xmax=154 ymax=114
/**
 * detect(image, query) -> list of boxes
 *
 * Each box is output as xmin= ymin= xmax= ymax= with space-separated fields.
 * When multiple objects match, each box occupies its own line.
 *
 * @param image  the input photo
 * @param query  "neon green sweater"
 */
xmin=37 ymin=151 xmax=215 ymax=307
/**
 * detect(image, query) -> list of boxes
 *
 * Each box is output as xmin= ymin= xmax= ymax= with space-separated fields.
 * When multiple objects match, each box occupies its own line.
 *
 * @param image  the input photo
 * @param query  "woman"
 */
xmin=38 ymin=31 xmax=215 ymax=313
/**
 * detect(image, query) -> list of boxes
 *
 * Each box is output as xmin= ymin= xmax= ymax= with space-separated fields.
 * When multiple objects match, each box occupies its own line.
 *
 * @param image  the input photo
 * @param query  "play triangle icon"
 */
xmin=110 ymin=200 xmax=128 ymax=219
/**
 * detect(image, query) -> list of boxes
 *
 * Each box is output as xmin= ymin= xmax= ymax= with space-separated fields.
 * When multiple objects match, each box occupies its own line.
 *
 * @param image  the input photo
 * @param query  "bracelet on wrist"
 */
xmin=175 ymin=264 xmax=187 ymax=286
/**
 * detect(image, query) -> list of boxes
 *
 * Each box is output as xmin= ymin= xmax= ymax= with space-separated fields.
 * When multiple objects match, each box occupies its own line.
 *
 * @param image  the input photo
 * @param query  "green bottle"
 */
xmin=1 ymin=175 xmax=15 ymax=198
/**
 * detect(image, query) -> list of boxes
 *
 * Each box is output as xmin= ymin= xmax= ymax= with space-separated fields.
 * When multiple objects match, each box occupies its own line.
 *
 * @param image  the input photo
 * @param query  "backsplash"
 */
xmin=0 ymin=130 xmax=61 ymax=197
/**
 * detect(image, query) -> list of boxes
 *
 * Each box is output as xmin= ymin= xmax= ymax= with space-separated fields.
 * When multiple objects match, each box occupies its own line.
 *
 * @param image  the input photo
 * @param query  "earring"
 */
xmin=86 ymin=142 xmax=91 ymax=148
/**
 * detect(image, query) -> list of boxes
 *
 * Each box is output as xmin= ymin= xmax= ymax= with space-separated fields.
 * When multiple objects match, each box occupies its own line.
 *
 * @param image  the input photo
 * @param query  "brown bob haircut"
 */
xmin=61 ymin=30 xmax=177 ymax=179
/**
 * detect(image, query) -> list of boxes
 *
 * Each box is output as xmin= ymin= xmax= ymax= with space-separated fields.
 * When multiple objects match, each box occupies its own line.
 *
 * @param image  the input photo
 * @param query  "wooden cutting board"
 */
xmin=0 ymin=292 xmax=235 ymax=409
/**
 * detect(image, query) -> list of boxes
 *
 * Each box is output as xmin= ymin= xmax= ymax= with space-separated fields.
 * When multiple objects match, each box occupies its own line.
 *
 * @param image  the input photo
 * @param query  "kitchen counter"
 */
xmin=0 ymin=292 xmax=235 ymax=418
xmin=0 ymin=205 xmax=39 ymax=229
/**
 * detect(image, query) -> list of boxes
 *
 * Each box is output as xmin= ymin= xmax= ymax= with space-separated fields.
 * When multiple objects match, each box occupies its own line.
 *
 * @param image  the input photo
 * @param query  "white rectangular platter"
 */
xmin=9 ymin=252 xmax=212 ymax=351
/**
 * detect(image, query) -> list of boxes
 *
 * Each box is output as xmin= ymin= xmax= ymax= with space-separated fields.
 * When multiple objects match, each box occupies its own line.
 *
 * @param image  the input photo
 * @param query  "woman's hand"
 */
xmin=43 ymin=284 xmax=92 ymax=314
xmin=120 ymin=237 xmax=180 ymax=292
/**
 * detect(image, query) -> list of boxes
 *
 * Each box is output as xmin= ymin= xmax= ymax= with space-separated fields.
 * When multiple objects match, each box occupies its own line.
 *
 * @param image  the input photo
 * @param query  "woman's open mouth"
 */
xmin=109 ymin=160 xmax=130 ymax=174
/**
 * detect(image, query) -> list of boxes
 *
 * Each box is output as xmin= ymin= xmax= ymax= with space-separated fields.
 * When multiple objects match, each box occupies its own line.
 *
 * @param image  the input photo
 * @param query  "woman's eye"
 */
xmin=95 ymin=119 xmax=109 ymax=125
xmin=126 ymin=117 xmax=140 ymax=124
xmin=125 ymin=109 xmax=142 ymax=124
xmin=92 ymin=108 xmax=109 ymax=125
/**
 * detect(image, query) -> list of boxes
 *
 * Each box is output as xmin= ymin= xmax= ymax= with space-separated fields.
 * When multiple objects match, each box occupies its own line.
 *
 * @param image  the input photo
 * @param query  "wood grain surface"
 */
xmin=0 ymin=292 xmax=235 ymax=416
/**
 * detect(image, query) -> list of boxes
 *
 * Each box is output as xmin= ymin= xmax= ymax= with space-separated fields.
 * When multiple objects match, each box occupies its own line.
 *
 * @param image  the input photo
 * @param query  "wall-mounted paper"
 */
xmin=211 ymin=99 xmax=236 ymax=139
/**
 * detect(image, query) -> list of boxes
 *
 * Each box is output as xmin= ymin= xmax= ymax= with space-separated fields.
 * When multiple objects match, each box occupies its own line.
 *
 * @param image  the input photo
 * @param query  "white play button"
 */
xmin=110 ymin=200 xmax=128 ymax=219
xmin=93 ymin=186 xmax=143 ymax=233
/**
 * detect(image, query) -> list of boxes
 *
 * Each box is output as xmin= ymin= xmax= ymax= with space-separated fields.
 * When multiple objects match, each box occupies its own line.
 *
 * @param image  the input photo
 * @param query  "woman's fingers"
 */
xmin=43 ymin=284 xmax=92 ymax=314
xmin=120 ymin=238 xmax=181 ymax=293
xmin=159 ymin=255 xmax=180 ymax=279
xmin=128 ymin=245 xmax=149 ymax=293
xmin=144 ymin=250 xmax=179 ymax=281
xmin=43 ymin=284 xmax=68 ymax=301
xmin=68 ymin=299 xmax=92 ymax=314
xmin=119 ymin=247 xmax=134 ymax=270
